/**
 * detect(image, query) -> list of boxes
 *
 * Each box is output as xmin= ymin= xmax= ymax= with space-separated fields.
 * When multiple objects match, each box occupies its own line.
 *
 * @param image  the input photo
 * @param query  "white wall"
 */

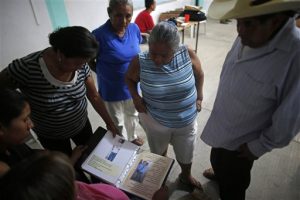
xmin=65 ymin=0 xmax=110 ymax=30
xmin=0 ymin=0 xmax=52 ymax=68
xmin=202 ymin=0 xmax=212 ymax=11
xmin=0 ymin=0 xmax=194 ymax=68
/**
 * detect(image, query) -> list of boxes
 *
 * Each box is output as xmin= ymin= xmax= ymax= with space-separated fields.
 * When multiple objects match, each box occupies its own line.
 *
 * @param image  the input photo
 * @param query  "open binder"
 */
xmin=79 ymin=127 xmax=174 ymax=200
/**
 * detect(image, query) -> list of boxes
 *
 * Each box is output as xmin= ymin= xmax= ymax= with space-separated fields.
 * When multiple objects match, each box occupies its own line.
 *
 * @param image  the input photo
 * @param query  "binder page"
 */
xmin=119 ymin=151 xmax=174 ymax=200
xmin=81 ymin=132 xmax=139 ymax=185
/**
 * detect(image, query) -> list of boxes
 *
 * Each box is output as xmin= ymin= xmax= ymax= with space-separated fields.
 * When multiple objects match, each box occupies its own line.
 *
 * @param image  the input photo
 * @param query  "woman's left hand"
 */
xmin=196 ymin=99 xmax=202 ymax=112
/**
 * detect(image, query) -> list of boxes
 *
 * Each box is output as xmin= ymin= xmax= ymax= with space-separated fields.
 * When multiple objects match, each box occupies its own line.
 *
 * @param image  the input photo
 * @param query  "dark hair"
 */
xmin=108 ymin=0 xmax=133 ymax=15
xmin=0 ymin=151 xmax=75 ymax=200
xmin=145 ymin=0 xmax=154 ymax=9
xmin=0 ymin=89 xmax=28 ymax=127
xmin=49 ymin=26 xmax=98 ymax=59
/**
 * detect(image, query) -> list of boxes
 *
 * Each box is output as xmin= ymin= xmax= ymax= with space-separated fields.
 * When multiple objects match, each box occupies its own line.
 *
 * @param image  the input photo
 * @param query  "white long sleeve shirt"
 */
xmin=201 ymin=18 xmax=300 ymax=157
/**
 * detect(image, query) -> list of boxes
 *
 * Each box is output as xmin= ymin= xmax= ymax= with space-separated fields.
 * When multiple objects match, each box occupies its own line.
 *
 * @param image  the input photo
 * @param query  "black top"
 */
xmin=0 ymin=144 xmax=35 ymax=167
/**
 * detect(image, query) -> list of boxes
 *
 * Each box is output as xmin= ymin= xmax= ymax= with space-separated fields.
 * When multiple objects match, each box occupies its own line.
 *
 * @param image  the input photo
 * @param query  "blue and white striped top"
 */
xmin=139 ymin=45 xmax=197 ymax=128
xmin=7 ymin=50 xmax=89 ymax=139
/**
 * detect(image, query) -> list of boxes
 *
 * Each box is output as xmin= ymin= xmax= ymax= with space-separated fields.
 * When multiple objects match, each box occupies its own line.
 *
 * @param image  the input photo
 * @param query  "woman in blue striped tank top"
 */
xmin=126 ymin=21 xmax=205 ymax=192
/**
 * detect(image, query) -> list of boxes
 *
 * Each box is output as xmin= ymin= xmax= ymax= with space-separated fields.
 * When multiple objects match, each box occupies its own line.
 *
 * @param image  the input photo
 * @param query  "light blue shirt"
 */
xmin=201 ymin=18 xmax=300 ymax=157
xmin=139 ymin=45 xmax=197 ymax=128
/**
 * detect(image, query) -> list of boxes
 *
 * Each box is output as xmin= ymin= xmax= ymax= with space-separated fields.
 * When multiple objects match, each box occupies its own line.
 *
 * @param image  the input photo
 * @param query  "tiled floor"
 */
xmin=28 ymin=18 xmax=300 ymax=200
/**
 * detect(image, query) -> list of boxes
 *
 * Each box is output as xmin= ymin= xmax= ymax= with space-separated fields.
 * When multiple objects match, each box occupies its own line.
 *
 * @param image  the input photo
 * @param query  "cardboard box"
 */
xmin=158 ymin=9 xmax=183 ymax=22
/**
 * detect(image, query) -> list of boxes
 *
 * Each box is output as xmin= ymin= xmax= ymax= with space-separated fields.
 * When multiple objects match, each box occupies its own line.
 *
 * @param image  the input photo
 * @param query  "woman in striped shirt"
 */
xmin=0 ymin=26 xmax=118 ymax=155
xmin=126 ymin=21 xmax=205 ymax=191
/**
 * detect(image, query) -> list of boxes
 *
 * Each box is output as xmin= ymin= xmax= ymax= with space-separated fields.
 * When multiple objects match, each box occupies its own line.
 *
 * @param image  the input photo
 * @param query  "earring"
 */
xmin=58 ymin=56 xmax=62 ymax=63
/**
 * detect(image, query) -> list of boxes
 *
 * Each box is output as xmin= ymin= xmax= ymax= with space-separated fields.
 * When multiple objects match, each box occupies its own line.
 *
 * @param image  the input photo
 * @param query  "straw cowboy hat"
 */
xmin=208 ymin=0 xmax=300 ymax=20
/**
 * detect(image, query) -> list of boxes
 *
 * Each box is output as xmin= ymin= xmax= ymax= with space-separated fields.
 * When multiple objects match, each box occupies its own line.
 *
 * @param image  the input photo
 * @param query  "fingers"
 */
xmin=106 ymin=124 xmax=119 ymax=137
xmin=196 ymin=100 xmax=202 ymax=112
xmin=197 ymin=105 xmax=202 ymax=112
xmin=75 ymin=145 xmax=88 ymax=151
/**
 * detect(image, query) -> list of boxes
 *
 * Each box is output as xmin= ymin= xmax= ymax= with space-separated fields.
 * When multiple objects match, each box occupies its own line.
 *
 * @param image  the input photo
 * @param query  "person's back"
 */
xmin=135 ymin=0 xmax=156 ymax=33
xmin=135 ymin=0 xmax=156 ymax=44
xmin=76 ymin=181 xmax=129 ymax=200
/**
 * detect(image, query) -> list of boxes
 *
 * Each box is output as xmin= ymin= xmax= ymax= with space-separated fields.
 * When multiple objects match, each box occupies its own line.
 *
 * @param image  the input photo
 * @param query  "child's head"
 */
xmin=0 ymin=151 xmax=75 ymax=200
xmin=0 ymin=89 xmax=33 ymax=145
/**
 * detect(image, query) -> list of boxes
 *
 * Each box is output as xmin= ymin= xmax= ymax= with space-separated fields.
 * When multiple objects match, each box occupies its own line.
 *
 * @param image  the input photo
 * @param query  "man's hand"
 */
xmin=106 ymin=123 xmax=121 ymax=137
xmin=238 ymin=143 xmax=258 ymax=161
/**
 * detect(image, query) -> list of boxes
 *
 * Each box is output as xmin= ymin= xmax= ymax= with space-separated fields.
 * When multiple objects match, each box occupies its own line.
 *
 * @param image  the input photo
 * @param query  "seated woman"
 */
xmin=0 ymin=89 xmax=35 ymax=168
xmin=0 ymin=88 xmax=88 ymax=182
xmin=0 ymin=88 xmax=167 ymax=199
xmin=0 ymin=151 xmax=168 ymax=200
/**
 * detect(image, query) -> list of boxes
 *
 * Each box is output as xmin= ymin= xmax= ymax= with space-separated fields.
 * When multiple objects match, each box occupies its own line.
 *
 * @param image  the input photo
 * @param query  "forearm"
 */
xmin=125 ymin=56 xmax=140 ymax=100
xmin=188 ymin=47 xmax=204 ymax=100
xmin=126 ymin=78 xmax=141 ymax=100
xmin=248 ymin=69 xmax=300 ymax=157
xmin=125 ymin=75 xmax=147 ymax=113
xmin=87 ymin=93 xmax=114 ymax=126
xmin=88 ymin=58 xmax=97 ymax=72
xmin=248 ymin=119 xmax=300 ymax=158
xmin=0 ymin=68 xmax=18 ymax=89
xmin=195 ymin=71 xmax=204 ymax=100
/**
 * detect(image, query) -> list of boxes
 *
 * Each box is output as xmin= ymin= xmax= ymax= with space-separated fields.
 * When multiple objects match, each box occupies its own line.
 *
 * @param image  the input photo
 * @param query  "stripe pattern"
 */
xmin=7 ymin=51 xmax=89 ymax=139
xmin=139 ymin=45 xmax=197 ymax=128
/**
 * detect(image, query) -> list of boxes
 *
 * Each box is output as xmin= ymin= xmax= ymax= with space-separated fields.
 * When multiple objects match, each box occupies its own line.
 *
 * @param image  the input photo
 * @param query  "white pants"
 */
xmin=104 ymin=99 xmax=138 ymax=141
xmin=139 ymin=112 xmax=197 ymax=164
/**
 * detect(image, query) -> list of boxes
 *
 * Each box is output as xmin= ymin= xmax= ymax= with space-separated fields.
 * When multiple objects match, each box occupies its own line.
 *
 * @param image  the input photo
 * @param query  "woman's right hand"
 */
xmin=133 ymin=96 xmax=147 ymax=113
xmin=106 ymin=122 xmax=121 ymax=137
xmin=70 ymin=145 xmax=88 ymax=165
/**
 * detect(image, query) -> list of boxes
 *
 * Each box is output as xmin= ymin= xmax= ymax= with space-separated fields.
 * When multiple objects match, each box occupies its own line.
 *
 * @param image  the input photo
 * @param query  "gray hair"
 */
xmin=108 ymin=0 xmax=133 ymax=14
xmin=148 ymin=21 xmax=180 ymax=52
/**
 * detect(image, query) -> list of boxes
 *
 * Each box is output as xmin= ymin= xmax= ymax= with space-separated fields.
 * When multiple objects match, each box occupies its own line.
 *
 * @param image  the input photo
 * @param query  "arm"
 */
xmin=0 ymin=68 xmax=18 ymax=89
xmin=0 ymin=161 xmax=10 ymax=177
xmin=125 ymin=56 xmax=147 ymax=113
xmin=85 ymin=74 xmax=119 ymax=136
xmin=141 ymin=32 xmax=150 ymax=39
xmin=88 ymin=58 xmax=97 ymax=73
xmin=188 ymin=47 xmax=204 ymax=112
xmin=246 ymin=56 xmax=300 ymax=158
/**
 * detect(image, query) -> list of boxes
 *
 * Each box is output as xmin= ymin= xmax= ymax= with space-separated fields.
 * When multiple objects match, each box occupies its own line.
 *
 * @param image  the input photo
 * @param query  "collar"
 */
xmin=237 ymin=18 xmax=297 ymax=61
xmin=266 ymin=17 xmax=297 ymax=53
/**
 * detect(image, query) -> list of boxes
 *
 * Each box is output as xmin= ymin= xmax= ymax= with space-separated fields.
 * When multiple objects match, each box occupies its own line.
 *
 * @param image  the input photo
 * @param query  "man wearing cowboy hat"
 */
xmin=201 ymin=0 xmax=300 ymax=199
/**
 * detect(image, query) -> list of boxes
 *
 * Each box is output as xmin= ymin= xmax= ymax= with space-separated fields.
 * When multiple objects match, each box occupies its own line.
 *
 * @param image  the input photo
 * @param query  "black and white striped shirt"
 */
xmin=7 ymin=50 xmax=90 ymax=139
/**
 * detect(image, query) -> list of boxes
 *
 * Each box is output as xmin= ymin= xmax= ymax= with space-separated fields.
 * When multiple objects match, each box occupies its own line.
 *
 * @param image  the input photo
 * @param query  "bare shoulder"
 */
xmin=0 ymin=161 xmax=10 ymax=176
xmin=0 ymin=68 xmax=18 ymax=89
